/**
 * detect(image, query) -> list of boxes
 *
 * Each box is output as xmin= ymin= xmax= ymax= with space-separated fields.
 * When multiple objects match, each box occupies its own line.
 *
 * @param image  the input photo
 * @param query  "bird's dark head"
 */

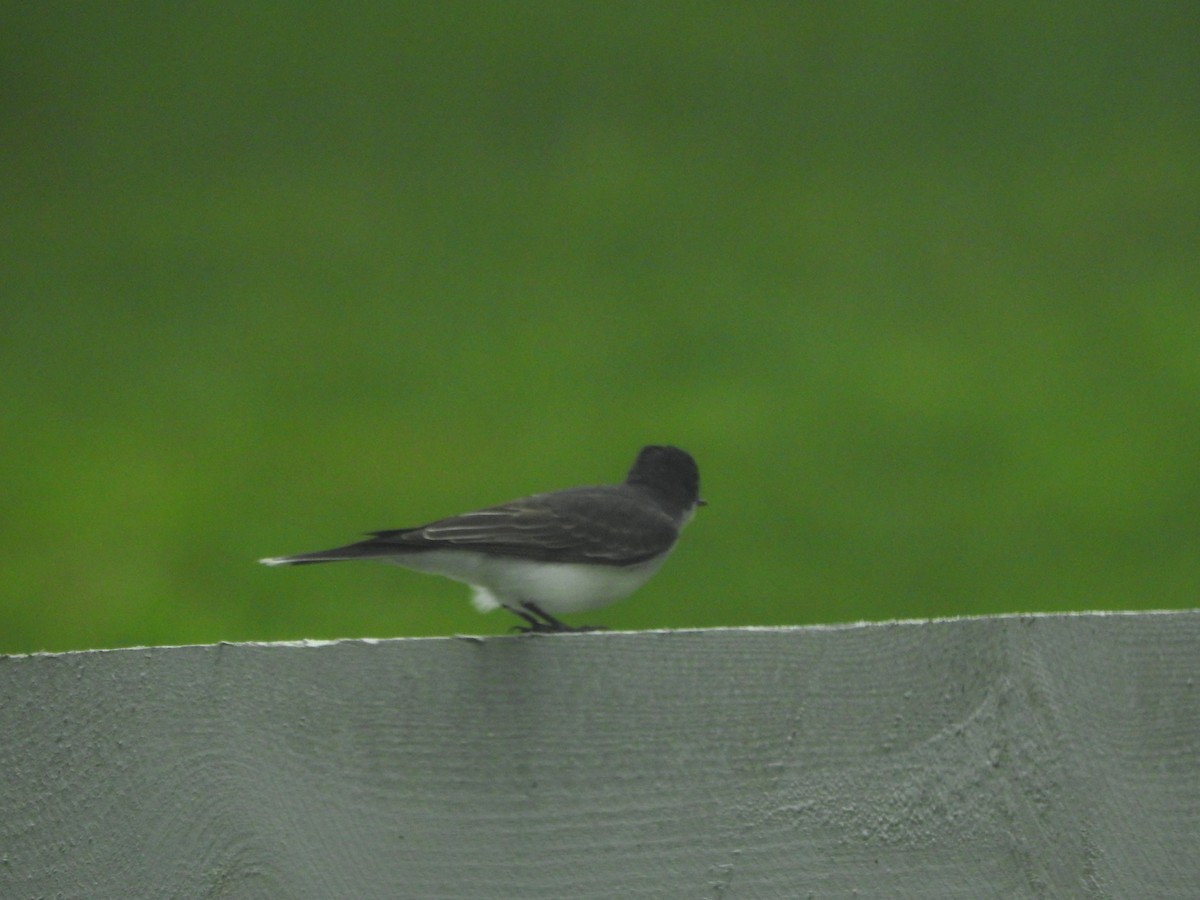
xmin=625 ymin=445 xmax=704 ymax=517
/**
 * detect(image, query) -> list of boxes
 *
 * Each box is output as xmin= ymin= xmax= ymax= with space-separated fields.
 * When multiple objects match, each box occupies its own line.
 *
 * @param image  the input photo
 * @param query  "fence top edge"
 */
xmin=4 ymin=608 xmax=1196 ymax=662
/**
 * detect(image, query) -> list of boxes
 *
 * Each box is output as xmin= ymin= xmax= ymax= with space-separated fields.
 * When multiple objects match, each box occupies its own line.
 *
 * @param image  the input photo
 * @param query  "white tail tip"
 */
xmin=259 ymin=557 xmax=291 ymax=567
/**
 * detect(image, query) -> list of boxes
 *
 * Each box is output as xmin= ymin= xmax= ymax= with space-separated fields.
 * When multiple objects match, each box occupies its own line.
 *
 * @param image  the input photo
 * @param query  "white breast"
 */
xmin=386 ymin=550 xmax=670 ymax=615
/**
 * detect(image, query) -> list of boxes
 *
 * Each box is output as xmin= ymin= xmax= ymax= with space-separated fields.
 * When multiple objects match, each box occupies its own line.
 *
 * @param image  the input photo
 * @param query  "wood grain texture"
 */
xmin=2 ymin=612 xmax=1198 ymax=898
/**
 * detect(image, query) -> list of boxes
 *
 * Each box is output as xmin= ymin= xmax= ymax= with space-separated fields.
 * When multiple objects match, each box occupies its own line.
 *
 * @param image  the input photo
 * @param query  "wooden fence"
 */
xmin=2 ymin=611 xmax=1197 ymax=898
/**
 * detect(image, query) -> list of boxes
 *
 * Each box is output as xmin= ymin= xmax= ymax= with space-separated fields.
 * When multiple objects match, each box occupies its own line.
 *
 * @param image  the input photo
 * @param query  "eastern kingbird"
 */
xmin=260 ymin=445 xmax=704 ymax=632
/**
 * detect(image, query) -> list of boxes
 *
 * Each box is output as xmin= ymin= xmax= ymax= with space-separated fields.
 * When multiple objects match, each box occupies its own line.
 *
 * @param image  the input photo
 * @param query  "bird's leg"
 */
xmin=523 ymin=603 xmax=574 ymax=632
xmin=506 ymin=604 xmax=560 ymax=634
xmin=515 ymin=602 xmax=607 ymax=634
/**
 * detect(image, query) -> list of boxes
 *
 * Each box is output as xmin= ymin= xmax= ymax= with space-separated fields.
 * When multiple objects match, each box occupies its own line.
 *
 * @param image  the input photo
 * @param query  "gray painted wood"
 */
xmin=2 ymin=612 xmax=1198 ymax=898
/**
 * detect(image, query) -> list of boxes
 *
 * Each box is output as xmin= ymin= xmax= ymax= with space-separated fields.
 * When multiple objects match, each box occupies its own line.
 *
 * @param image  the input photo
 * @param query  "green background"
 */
xmin=4 ymin=4 xmax=1198 ymax=653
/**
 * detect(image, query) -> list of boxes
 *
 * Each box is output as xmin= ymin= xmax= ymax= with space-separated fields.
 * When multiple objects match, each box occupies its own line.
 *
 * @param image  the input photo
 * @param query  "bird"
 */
xmin=259 ymin=445 xmax=704 ymax=632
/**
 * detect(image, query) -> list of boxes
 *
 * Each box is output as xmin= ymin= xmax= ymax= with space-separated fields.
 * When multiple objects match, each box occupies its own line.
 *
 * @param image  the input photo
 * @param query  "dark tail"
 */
xmin=259 ymin=541 xmax=392 ymax=567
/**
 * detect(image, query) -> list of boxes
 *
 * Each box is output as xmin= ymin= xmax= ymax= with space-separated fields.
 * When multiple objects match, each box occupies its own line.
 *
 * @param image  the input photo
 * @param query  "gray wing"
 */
xmin=365 ymin=486 xmax=679 ymax=565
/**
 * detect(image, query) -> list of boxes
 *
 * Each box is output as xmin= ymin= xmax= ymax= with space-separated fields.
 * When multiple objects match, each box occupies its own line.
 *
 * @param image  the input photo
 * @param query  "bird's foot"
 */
xmin=509 ymin=621 xmax=607 ymax=634
xmin=509 ymin=602 xmax=608 ymax=634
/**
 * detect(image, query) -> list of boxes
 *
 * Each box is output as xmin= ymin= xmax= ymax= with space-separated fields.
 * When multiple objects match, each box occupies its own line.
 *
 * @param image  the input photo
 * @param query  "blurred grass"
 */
xmin=2 ymin=3 xmax=1198 ymax=652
